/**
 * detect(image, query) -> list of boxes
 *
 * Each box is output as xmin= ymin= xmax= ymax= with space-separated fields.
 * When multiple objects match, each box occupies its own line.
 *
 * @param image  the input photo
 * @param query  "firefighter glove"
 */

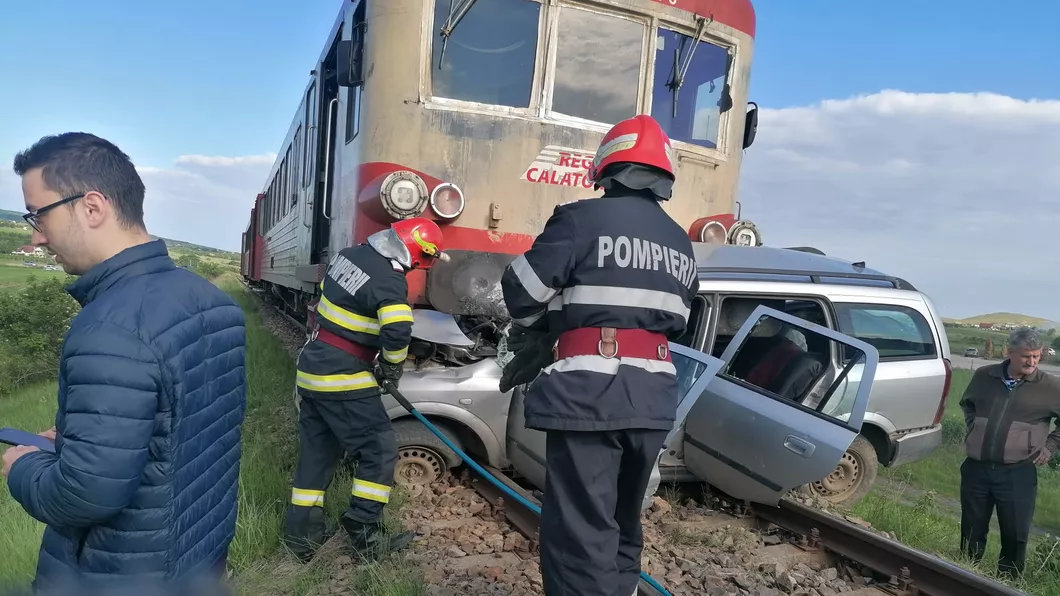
xmin=375 ymin=360 xmax=404 ymax=383
xmin=499 ymin=330 xmax=555 ymax=394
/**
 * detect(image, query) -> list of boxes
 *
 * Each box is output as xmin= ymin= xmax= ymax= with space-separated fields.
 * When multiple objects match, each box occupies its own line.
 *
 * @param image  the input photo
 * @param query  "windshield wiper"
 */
xmin=666 ymin=16 xmax=710 ymax=117
xmin=437 ymin=0 xmax=481 ymax=69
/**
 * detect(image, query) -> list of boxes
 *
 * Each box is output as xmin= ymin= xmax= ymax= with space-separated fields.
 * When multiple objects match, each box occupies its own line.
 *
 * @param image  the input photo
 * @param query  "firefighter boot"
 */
xmin=340 ymin=516 xmax=415 ymax=561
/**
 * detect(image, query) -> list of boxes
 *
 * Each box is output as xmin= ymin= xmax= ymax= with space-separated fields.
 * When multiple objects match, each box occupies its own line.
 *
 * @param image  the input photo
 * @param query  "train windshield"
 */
xmin=551 ymin=6 xmax=644 ymax=124
xmin=431 ymin=0 xmax=540 ymax=109
xmin=650 ymin=28 xmax=731 ymax=150
xmin=430 ymin=0 xmax=733 ymax=139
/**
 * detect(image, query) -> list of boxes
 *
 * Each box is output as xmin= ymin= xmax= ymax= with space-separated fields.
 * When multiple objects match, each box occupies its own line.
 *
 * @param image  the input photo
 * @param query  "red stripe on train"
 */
xmin=649 ymin=0 xmax=756 ymax=38
xmin=352 ymin=162 xmax=534 ymax=306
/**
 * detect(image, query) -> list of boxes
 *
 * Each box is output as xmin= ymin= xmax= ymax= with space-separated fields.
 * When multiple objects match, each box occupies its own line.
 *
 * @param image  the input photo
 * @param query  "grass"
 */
xmin=0 ymin=277 xmax=425 ymax=595
xmin=0 ymin=261 xmax=66 ymax=289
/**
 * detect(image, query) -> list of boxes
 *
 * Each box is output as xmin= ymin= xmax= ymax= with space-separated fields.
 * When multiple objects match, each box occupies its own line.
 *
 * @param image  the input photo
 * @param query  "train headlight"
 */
xmin=728 ymin=220 xmax=763 ymax=247
xmin=380 ymin=171 xmax=429 ymax=219
xmin=430 ymin=183 xmax=465 ymax=219
xmin=699 ymin=220 xmax=728 ymax=244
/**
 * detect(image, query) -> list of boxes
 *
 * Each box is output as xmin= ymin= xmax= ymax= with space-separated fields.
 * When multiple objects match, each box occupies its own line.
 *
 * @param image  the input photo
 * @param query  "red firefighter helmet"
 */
xmin=587 ymin=114 xmax=675 ymax=184
xmin=367 ymin=217 xmax=450 ymax=270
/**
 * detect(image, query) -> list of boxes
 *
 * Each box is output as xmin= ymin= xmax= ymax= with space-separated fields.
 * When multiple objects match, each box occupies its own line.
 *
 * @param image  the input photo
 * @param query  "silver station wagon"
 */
xmin=360 ymin=244 xmax=951 ymax=507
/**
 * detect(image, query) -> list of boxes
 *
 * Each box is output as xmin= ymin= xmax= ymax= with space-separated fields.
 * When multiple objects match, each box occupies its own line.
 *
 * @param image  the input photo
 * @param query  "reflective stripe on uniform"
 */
xmin=510 ymin=254 xmax=559 ymax=304
xmin=382 ymin=346 xmax=408 ymax=364
xmin=543 ymin=354 xmax=677 ymax=376
xmin=547 ymin=285 xmax=690 ymax=322
xmin=291 ymin=488 xmax=325 ymax=507
xmin=352 ymin=478 xmax=391 ymax=504
xmin=378 ymin=304 xmax=414 ymax=326
xmin=296 ymin=370 xmax=378 ymax=392
xmin=513 ymin=309 xmax=546 ymax=327
xmin=317 ymin=294 xmax=381 ymax=335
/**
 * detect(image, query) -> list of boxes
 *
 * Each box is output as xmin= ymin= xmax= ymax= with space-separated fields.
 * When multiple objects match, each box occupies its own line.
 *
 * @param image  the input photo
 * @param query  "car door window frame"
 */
xmin=659 ymin=342 xmax=727 ymax=467
xmin=705 ymin=292 xmax=836 ymax=359
xmin=716 ymin=305 xmax=880 ymax=433
xmin=674 ymin=293 xmax=713 ymax=351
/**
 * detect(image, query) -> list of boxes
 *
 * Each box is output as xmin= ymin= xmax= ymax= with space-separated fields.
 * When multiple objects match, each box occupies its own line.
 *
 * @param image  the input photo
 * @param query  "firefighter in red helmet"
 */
xmin=284 ymin=217 xmax=448 ymax=562
xmin=501 ymin=114 xmax=696 ymax=596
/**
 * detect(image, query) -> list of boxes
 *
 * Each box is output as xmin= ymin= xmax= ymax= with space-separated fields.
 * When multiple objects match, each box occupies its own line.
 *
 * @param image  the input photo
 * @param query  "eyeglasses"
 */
xmin=23 ymin=194 xmax=85 ymax=233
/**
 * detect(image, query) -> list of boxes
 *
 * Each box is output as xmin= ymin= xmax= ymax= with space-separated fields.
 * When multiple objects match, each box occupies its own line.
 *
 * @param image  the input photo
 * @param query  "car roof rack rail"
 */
xmin=696 ymin=266 xmax=918 ymax=292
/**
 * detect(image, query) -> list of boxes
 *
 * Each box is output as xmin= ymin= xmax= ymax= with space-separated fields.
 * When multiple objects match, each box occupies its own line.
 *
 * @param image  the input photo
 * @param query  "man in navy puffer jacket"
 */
xmin=1 ymin=133 xmax=247 ymax=595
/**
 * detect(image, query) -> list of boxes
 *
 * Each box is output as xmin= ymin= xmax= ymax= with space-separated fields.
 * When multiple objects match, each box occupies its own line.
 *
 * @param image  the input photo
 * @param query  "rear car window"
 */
xmin=833 ymin=303 xmax=937 ymax=360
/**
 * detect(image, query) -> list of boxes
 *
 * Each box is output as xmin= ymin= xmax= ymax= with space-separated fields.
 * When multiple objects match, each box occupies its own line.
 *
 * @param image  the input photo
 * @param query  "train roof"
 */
xmin=692 ymin=243 xmax=918 ymax=291
xmin=652 ymin=0 xmax=756 ymax=38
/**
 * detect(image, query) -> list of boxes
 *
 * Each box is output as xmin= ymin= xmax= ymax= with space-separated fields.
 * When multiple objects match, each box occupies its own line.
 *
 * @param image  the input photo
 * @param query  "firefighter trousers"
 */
xmin=283 ymin=394 xmax=398 ymax=558
xmin=539 ymin=428 xmax=668 ymax=596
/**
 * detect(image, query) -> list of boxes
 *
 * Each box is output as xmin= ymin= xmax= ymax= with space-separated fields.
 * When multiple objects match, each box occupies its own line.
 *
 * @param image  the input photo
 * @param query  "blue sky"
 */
xmin=0 ymin=0 xmax=1057 ymax=318
xmin=1 ymin=0 xmax=1055 ymax=169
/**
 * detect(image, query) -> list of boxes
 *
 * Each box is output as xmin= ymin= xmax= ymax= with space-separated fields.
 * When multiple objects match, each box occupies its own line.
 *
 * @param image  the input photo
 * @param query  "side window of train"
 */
xmin=672 ymin=295 xmax=710 ymax=349
xmin=710 ymin=296 xmax=829 ymax=359
xmin=345 ymin=3 xmax=365 ymax=144
xmin=430 ymin=0 xmax=541 ymax=109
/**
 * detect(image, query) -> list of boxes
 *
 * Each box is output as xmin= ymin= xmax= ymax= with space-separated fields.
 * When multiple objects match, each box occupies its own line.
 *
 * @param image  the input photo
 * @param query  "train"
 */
xmin=241 ymin=0 xmax=763 ymax=484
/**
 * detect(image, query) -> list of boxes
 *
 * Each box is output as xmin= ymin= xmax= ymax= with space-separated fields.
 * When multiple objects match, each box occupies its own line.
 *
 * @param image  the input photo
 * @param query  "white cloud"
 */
xmin=738 ymin=90 xmax=1060 ymax=321
xmin=0 ymin=152 xmax=274 ymax=252
xmin=137 ymin=153 xmax=275 ymax=252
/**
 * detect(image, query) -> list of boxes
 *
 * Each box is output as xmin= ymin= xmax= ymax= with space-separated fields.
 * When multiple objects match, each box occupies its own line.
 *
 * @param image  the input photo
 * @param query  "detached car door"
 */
xmin=682 ymin=305 xmax=880 ymax=506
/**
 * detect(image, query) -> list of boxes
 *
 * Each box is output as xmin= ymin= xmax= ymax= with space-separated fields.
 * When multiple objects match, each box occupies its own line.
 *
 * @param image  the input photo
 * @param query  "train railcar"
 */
xmin=241 ymin=193 xmax=264 ymax=282
xmin=245 ymin=0 xmax=760 ymax=323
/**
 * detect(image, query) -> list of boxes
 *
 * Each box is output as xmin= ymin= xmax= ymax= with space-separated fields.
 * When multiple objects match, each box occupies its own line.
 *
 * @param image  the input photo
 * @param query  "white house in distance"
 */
xmin=11 ymin=245 xmax=46 ymax=258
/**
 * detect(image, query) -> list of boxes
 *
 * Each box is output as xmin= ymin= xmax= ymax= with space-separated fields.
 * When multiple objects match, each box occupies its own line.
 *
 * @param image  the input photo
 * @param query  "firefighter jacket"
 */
xmin=500 ymin=193 xmax=698 ymax=432
xmin=296 ymin=244 xmax=414 ymax=400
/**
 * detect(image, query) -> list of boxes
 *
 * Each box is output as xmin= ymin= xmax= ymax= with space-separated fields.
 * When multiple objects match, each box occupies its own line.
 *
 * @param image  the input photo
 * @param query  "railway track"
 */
xmin=466 ymin=464 xmax=1027 ymax=596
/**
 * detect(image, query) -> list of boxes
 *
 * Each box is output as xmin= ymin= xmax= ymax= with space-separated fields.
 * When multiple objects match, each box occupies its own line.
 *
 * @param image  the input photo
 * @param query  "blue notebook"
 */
xmin=0 ymin=427 xmax=56 ymax=453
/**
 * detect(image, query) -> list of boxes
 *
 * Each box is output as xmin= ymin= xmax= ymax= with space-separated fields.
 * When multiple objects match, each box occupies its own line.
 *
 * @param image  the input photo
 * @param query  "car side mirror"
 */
xmin=743 ymin=102 xmax=758 ymax=149
xmin=336 ymin=35 xmax=364 ymax=88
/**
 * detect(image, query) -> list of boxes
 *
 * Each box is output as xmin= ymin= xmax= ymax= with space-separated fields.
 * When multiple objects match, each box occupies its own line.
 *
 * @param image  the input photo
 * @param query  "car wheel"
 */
xmin=391 ymin=419 xmax=465 ymax=488
xmin=800 ymin=434 xmax=878 ymax=506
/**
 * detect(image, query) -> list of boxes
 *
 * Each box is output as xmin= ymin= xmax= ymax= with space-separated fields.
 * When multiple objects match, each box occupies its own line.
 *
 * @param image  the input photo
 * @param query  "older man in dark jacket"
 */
xmin=959 ymin=326 xmax=1060 ymax=578
xmin=1 ymin=133 xmax=246 ymax=594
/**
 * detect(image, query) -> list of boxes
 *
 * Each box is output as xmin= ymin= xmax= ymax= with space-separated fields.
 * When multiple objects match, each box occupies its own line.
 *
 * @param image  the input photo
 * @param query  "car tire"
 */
xmin=391 ymin=418 xmax=465 ymax=488
xmin=799 ymin=434 xmax=878 ymax=507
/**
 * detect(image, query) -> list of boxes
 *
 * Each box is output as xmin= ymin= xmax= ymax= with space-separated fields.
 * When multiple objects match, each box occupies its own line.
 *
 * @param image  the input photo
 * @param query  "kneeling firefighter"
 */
xmin=284 ymin=217 xmax=449 ymax=562
xmin=500 ymin=114 xmax=699 ymax=596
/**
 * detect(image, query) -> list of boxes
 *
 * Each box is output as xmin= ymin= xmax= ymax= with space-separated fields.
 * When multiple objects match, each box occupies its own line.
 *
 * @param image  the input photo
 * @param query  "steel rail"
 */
xmin=754 ymin=499 xmax=1029 ymax=596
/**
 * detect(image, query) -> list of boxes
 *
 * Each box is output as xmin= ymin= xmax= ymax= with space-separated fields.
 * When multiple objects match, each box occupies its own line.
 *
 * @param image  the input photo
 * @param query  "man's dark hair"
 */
xmin=13 ymin=132 xmax=146 ymax=229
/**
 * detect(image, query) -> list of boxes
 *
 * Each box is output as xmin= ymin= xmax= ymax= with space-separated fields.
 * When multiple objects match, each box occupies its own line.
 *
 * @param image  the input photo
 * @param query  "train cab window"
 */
xmin=650 ymin=28 xmax=731 ymax=150
xmin=551 ymin=7 xmax=643 ymax=125
xmin=431 ymin=0 xmax=541 ymax=109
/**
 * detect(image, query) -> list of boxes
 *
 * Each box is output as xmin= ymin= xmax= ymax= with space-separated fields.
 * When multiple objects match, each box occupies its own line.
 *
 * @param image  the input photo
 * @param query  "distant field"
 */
xmin=0 ymin=262 xmax=66 ymax=289
xmin=945 ymin=312 xmax=1054 ymax=328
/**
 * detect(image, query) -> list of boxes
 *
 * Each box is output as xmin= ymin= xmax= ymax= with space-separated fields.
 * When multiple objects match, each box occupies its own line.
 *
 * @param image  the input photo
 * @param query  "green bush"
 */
xmin=0 ymin=275 xmax=80 ymax=395
xmin=174 ymin=253 xmax=223 ymax=280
